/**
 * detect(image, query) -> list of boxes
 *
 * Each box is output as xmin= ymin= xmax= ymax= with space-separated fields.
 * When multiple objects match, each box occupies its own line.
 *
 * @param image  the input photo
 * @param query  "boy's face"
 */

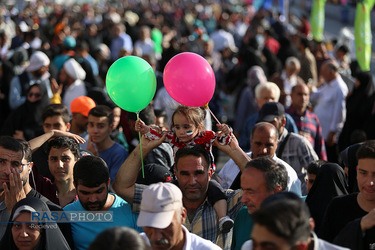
xmin=87 ymin=115 xmax=112 ymax=144
xmin=43 ymin=115 xmax=70 ymax=133
xmin=48 ymin=147 xmax=77 ymax=182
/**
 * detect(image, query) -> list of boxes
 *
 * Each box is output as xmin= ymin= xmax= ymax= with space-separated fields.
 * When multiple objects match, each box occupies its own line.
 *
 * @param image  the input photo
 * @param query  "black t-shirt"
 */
xmin=318 ymin=192 xmax=368 ymax=242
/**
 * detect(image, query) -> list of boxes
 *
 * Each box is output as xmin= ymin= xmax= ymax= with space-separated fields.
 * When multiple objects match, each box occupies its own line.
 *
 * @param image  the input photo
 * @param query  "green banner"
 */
xmin=354 ymin=0 xmax=373 ymax=71
xmin=310 ymin=0 xmax=326 ymax=41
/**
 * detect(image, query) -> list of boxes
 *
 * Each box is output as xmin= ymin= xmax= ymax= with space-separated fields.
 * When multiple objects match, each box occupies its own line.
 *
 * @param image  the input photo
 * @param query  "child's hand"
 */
xmin=217 ymin=124 xmax=233 ymax=136
xmin=135 ymin=119 xmax=150 ymax=135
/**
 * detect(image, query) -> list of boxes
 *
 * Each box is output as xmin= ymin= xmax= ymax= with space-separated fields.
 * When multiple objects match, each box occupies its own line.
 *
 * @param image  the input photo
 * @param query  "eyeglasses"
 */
xmin=0 ymin=158 xmax=28 ymax=173
xmin=28 ymin=92 xmax=41 ymax=98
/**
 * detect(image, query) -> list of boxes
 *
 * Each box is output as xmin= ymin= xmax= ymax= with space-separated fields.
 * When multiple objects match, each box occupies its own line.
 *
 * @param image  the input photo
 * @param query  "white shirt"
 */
xmin=310 ymin=75 xmax=348 ymax=140
xmin=62 ymin=80 xmax=87 ymax=115
xmin=218 ymin=152 xmax=302 ymax=196
xmin=141 ymin=225 xmax=221 ymax=250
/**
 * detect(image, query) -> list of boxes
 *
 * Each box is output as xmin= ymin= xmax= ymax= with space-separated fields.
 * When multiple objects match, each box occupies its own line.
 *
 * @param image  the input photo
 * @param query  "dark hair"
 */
xmin=17 ymin=140 xmax=32 ymax=162
xmin=127 ymin=104 xmax=155 ymax=125
xmin=337 ymin=44 xmax=349 ymax=54
xmin=47 ymin=137 xmax=80 ymax=160
xmin=175 ymin=145 xmax=211 ymax=171
xmin=88 ymin=227 xmax=149 ymax=250
xmin=41 ymin=104 xmax=70 ymax=124
xmin=0 ymin=136 xmax=23 ymax=158
xmin=357 ymin=140 xmax=375 ymax=160
xmin=245 ymin=156 xmax=288 ymax=191
xmin=74 ymin=156 xmax=109 ymax=187
xmin=252 ymin=199 xmax=311 ymax=246
xmin=299 ymin=36 xmax=310 ymax=49
xmin=306 ymin=160 xmax=325 ymax=175
xmin=89 ymin=105 xmax=114 ymax=125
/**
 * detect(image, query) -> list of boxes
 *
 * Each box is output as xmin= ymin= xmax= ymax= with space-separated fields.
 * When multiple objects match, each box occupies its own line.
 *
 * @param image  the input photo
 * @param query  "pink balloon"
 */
xmin=163 ymin=52 xmax=215 ymax=107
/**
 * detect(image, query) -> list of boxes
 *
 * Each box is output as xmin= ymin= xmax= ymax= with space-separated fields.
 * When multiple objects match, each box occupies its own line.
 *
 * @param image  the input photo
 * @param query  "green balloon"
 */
xmin=106 ymin=56 xmax=156 ymax=112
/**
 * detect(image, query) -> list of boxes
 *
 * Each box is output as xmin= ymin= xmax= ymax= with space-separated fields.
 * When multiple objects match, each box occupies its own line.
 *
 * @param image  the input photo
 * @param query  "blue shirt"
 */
xmin=64 ymin=193 xmax=142 ymax=250
xmin=99 ymin=142 xmax=128 ymax=184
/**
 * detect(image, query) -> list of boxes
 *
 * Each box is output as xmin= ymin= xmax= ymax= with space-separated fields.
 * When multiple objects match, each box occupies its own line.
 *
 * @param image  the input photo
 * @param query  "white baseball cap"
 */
xmin=137 ymin=182 xmax=182 ymax=229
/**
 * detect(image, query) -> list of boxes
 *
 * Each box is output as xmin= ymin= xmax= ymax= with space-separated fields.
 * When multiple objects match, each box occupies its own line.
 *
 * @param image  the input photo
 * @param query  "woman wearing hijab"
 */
xmin=339 ymin=71 xmax=375 ymax=151
xmin=306 ymin=163 xmax=349 ymax=234
xmin=1 ymin=83 xmax=50 ymax=140
xmin=0 ymin=197 xmax=71 ymax=250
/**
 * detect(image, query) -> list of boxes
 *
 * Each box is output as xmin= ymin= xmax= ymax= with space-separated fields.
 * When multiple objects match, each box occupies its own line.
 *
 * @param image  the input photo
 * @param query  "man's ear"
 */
xmin=309 ymin=218 xmax=315 ymax=233
xmin=208 ymin=166 xmax=214 ymax=179
xmin=181 ymin=207 xmax=187 ymax=224
xmin=66 ymin=122 xmax=71 ymax=131
xmin=282 ymin=117 xmax=287 ymax=127
xmin=292 ymin=243 xmax=308 ymax=250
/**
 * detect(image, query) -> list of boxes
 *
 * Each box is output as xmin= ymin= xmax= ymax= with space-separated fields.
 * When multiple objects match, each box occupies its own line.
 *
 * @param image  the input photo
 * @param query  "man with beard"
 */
xmin=64 ymin=155 xmax=141 ymax=250
xmin=258 ymin=102 xmax=318 ymax=195
xmin=9 ymin=51 xmax=53 ymax=110
xmin=137 ymin=182 xmax=221 ymax=250
xmin=0 ymin=137 xmax=74 ymax=247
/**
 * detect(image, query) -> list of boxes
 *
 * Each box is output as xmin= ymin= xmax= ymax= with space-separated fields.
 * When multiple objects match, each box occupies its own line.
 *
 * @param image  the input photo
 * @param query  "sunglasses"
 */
xmin=28 ymin=92 xmax=41 ymax=98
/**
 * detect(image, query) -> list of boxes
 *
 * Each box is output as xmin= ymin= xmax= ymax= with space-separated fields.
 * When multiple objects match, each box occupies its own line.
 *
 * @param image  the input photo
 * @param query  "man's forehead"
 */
xmin=0 ymin=146 xmax=22 ymax=159
xmin=77 ymin=182 xmax=106 ymax=191
xmin=88 ymin=115 xmax=109 ymax=123
xmin=176 ymin=155 xmax=209 ymax=170
xmin=358 ymin=158 xmax=375 ymax=172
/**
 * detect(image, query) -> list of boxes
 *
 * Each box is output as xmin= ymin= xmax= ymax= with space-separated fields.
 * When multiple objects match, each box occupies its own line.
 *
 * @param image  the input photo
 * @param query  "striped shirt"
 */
xmin=286 ymin=106 xmax=327 ymax=161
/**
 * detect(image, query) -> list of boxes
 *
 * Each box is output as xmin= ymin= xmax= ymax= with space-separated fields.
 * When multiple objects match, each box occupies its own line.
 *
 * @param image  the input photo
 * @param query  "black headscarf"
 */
xmin=306 ymin=163 xmax=349 ymax=234
xmin=340 ymin=143 xmax=362 ymax=193
xmin=0 ymin=197 xmax=70 ymax=250
xmin=1 ymin=83 xmax=50 ymax=140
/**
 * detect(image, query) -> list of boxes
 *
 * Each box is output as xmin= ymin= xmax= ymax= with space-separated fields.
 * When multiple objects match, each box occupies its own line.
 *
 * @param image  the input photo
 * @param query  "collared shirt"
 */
xmin=277 ymin=129 xmax=319 ymax=195
xmin=133 ymin=184 xmax=243 ymax=250
xmin=286 ymin=106 xmax=327 ymax=161
xmin=310 ymin=75 xmax=348 ymax=140
xmin=141 ymin=225 xmax=222 ymax=250
xmin=217 ymin=152 xmax=302 ymax=196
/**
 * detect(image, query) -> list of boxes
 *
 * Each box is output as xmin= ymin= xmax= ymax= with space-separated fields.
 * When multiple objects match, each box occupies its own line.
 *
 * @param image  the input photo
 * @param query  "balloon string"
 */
xmin=207 ymin=107 xmax=251 ymax=162
xmin=137 ymin=112 xmax=145 ymax=178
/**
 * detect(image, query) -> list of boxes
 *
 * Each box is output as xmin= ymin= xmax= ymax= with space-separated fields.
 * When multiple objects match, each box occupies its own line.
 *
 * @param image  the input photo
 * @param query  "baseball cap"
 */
xmin=70 ymin=96 xmax=96 ymax=117
xmin=137 ymin=182 xmax=182 ymax=229
xmin=257 ymin=102 xmax=285 ymax=123
xmin=26 ymin=51 xmax=50 ymax=72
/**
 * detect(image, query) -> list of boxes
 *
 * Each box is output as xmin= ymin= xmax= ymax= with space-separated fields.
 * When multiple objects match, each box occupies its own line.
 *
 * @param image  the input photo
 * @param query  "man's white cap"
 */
xmin=137 ymin=182 xmax=182 ymax=229
xmin=63 ymin=58 xmax=86 ymax=80
xmin=26 ymin=51 xmax=50 ymax=72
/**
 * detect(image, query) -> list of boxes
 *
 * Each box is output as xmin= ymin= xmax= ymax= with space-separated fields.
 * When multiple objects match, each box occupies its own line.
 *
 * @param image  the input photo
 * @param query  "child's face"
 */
xmin=173 ymin=113 xmax=199 ymax=142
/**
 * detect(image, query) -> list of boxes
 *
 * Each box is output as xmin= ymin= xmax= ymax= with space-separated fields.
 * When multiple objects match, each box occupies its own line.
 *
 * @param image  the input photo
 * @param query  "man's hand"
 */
xmin=140 ymin=133 xmax=166 ymax=155
xmin=51 ymin=130 xmax=86 ymax=144
xmin=86 ymin=136 xmax=99 ymax=156
xmin=4 ymin=168 xmax=26 ymax=213
xmin=50 ymin=78 xmax=63 ymax=95
xmin=360 ymin=208 xmax=375 ymax=232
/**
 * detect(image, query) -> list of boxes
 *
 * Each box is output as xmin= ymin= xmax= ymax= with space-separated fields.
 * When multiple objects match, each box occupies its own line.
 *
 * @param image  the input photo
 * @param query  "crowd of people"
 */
xmin=0 ymin=0 xmax=375 ymax=249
